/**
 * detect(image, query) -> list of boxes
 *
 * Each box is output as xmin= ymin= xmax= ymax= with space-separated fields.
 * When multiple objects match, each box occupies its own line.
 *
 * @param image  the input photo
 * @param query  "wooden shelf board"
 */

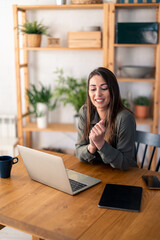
xmin=23 ymin=122 xmax=77 ymax=132
xmin=118 ymin=78 xmax=155 ymax=82
xmin=16 ymin=3 xmax=160 ymax=11
xmin=136 ymin=118 xmax=153 ymax=125
xmin=17 ymin=4 xmax=103 ymax=11
xmin=115 ymin=3 xmax=159 ymax=8
xmin=114 ymin=44 xmax=157 ymax=47
xmin=22 ymin=120 xmax=152 ymax=133
xmin=23 ymin=47 xmax=102 ymax=51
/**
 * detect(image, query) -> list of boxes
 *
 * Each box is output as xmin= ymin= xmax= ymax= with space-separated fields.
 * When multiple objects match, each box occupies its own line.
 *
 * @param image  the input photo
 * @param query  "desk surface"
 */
xmin=0 ymin=151 xmax=160 ymax=240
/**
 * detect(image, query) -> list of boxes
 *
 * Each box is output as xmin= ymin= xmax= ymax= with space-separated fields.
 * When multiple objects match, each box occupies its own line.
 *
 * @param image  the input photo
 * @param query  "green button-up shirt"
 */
xmin=75 ymin=105 xmax=138 ymax=170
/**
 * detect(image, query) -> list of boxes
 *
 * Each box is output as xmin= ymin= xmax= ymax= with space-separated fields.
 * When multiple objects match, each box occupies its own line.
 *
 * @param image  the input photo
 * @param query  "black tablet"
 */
xmin=98 ymin=184 xmax=143 ymax=212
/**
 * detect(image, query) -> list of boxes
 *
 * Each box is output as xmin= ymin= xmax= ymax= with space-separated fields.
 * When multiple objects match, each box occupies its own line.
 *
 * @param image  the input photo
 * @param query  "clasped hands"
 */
xmin=88 ymin=120 xmax=106 ymax=154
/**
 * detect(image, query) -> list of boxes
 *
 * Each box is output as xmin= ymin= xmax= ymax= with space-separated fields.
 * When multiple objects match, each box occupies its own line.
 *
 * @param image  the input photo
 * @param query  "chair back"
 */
xmin=135 ymin=130 xmax=160 ymax=171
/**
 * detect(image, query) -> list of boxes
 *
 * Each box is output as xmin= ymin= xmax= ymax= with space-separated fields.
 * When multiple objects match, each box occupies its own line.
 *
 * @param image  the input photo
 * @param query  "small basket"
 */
xmin=27 ymin=34 xmax=41 ymax=47
xmin=71 ymin=0 xmax=102 ymax=4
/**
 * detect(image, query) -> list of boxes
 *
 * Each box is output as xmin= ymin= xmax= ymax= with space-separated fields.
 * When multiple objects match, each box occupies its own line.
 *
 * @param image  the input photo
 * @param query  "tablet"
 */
xmin=98 ymin=184 xmax=143 ymax=212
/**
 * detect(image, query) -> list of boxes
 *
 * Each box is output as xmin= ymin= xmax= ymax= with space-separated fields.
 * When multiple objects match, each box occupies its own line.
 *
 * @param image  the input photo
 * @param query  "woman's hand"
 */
xmin=89 ymin=120 xmax=106 ymax=150
xmin=88 ymin=137 xmax=97 ymax=154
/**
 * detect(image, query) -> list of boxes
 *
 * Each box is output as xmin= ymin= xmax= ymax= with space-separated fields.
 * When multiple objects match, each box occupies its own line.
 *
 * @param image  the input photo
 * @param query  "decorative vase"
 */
xmin=27 ymin=34 xmax=42 ymax=47
xmin=37 ymin=103 xmax=48 ymax=128
xmin=135 ymin=105 xmax=149 ymax=119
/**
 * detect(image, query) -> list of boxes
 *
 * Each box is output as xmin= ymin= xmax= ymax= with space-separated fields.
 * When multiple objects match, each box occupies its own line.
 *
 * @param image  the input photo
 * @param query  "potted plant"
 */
xmin=26 ymin=83 xmax=57 ymax=128
xmin=53 ymin=69 xmax=87 ymax=128
xmin=20 ymin=21 xmax=50 ymax=47
xmin=134 ymin=96 xmax=150 ymax=119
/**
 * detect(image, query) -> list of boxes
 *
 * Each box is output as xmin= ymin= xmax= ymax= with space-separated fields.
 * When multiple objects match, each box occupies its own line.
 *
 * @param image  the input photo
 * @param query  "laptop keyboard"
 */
xmin=69 ymin=178 xmax=87 ymax=192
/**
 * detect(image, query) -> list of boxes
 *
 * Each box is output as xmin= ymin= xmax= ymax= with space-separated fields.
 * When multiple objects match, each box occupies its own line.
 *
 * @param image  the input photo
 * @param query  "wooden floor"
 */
xmin=0 ymin=227 xmax=32 ymax=240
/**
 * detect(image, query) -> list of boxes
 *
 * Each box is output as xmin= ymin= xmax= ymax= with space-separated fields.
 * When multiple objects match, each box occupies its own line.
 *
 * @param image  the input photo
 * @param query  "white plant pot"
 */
xmin=37 ymin=103 xmax=48 ymax=128
xmin=74 ymin=114 xmax=80 ymax=129
xmin=56 ymin=0 xmax=66 ymax=5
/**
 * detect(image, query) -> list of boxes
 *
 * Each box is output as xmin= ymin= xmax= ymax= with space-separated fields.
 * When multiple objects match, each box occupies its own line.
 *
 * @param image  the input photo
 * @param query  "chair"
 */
xmin=135 ymin=130 xmax=160 ymax=171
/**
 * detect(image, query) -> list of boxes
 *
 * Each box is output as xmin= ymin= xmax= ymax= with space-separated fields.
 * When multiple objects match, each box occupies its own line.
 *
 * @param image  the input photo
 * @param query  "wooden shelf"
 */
xmin=17 ymin=4 xmax=103 ymax=11
xmin=22 ymin=120 xmax=152 ymax=132
xmin=114 ymin=44 xmax=157 ymax=47
xmin=118 ymin=78 xmax=155 ymax=83
xmin=17 ymin=3 xmax=160 ymax=11
xmin=23 ymin=47 xmax=103 ymax=51
xmin=115 ymin=3 xmax=159 ymax=8
xmin=136 ymin=118 xmax=153 ymax=126
xmin=23 ymin=122 xmax=77 ymax=132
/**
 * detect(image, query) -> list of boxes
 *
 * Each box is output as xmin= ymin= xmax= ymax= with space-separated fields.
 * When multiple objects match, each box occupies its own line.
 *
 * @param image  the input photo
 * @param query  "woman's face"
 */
xmin=89 ymin=74 xmax=110 ymax=111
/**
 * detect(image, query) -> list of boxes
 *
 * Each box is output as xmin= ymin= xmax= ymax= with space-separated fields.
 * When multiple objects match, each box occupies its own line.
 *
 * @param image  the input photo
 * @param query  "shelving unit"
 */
xmin=108 ymin=3 xmax=160 ymax=134
xmin=13 ymin=4 xmax=109 ymax=147
xmin=13 ymin=3 xmax=160 ymax=150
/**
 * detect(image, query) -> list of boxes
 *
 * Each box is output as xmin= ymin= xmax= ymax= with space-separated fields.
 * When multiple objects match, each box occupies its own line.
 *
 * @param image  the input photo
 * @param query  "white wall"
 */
xmin=0 ymin=0 xmax=159 ymax=152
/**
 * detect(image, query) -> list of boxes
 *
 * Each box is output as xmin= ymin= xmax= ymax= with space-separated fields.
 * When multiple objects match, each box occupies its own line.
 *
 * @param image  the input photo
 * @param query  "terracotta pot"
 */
xmin=135 ymin=105 xmax=149 ymax=119
xmin=27 ymin=34 xmax=42 ymax=47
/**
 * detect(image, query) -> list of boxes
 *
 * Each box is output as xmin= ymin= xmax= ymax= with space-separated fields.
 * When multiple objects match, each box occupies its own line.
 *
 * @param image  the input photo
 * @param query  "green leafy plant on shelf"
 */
xmin=53 ymin=68 xmax=87 ymax=114
xmin=122 ymin=98 xmax=130 ymax=109
xmin=26 ymin=83 xmax=57 ymax=118
xmin=134 ymin=96 xmax=150 ymax=106
xmin=20 ymin=20 xmax=50 ymax=36
xmin=20 ymin=20 xmax=50 ymax=47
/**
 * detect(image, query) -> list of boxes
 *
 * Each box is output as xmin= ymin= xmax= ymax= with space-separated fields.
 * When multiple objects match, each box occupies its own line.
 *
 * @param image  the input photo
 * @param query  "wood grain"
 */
xmin=0 ymin=151 xmax=160 ymax=239
xmin=23 ymin=122 xmax=77 ymax=132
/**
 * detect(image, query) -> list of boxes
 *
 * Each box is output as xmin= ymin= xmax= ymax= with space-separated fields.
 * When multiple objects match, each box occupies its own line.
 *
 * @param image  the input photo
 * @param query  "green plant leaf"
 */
xmin=26 ymin=82 xmax=56 ymax=118
xmin=53 ymin=68 xmax=87 ymax=113
xmin=20 ymin=21 xmax=50 ymax=36
xmin=122 ymin=98 xmax=130 ymax=108
xmin=134 ymin=96 xmax=150 ymax=106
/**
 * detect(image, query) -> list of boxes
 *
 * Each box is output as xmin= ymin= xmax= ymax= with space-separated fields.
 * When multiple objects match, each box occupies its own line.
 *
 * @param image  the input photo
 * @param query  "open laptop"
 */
xmin=17 ymin=145 xmax=101 ymax=195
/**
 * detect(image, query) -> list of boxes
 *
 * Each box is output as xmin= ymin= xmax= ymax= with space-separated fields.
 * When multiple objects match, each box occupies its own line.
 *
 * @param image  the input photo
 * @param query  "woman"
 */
xmin=75 ymin=67 xmax=138 ymax=170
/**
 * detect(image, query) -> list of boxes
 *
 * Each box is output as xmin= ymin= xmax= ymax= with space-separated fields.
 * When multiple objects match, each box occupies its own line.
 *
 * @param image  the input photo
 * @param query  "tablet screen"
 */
xmin=98 ymin=184 xmax=142 ymax=212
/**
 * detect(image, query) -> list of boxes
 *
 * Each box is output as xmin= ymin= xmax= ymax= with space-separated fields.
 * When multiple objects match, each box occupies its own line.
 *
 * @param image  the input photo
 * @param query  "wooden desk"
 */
xmin=0 ymin=151 xmax=160 ymax=240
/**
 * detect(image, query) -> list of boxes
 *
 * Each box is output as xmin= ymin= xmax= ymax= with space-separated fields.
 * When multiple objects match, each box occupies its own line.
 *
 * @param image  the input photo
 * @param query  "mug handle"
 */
xmin=12 ymin=157 xmax=18 ymax=164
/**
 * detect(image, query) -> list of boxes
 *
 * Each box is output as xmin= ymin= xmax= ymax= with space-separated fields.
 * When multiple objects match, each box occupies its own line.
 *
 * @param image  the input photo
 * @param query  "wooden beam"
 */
xmin=103 ymin=3 xmax=109 ymax=68
xmin=13 ymin=5 xmax=23 ymax=145
xmin=22 ymin=10 xmax=31 ymax=147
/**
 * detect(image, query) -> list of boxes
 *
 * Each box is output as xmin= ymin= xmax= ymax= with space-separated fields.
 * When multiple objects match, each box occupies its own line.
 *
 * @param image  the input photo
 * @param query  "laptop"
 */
xmin=17 ymin=145 xmax=101 ymax=195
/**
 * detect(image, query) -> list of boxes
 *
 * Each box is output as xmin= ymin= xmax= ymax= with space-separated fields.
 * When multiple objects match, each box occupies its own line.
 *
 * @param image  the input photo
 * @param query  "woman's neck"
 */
xmin=97 ymin=109 xmax=107 ymax=121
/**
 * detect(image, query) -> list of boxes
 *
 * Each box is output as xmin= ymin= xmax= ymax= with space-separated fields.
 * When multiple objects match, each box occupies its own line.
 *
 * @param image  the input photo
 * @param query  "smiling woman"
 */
xmin=89 ymin=75 xmax=110 ymax=117
xmin=75 ymin=67 xmax=138 ymax=171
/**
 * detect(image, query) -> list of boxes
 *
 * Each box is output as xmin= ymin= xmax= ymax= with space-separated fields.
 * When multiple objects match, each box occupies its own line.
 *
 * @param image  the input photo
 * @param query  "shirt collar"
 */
xmin=90 ymin=110 xmax=100 ymax=125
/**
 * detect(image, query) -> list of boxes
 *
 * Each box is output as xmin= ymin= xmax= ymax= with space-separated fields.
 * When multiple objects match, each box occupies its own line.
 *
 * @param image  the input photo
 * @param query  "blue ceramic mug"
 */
xmin=0 ymin=156 xmax=18 ymax=178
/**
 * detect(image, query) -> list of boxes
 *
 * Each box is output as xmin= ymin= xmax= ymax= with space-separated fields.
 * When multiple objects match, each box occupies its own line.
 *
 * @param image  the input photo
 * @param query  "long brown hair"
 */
xmin=84 ymin=67 xmax=129 ymax=144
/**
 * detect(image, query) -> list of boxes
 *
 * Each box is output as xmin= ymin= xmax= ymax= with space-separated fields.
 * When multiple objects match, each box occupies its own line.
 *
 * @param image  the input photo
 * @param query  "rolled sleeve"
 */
xmin=75 ymin=142 xmax=96 ymax=163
